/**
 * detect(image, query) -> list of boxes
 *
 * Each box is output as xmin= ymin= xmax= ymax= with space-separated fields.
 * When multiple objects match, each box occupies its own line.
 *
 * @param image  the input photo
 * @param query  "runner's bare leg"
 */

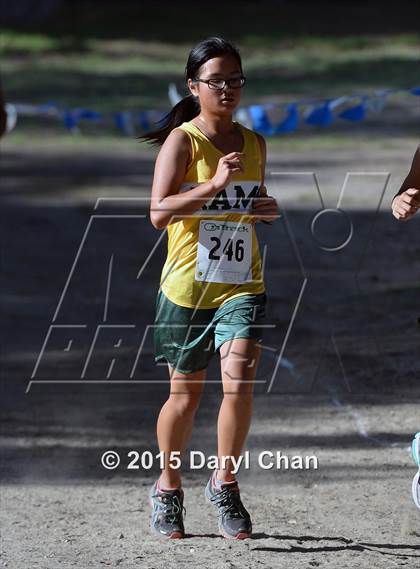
xmin=156 ymin=365 xmax=206 ymax=488
xmin=216 ymin=338 xmax=261 ymax=482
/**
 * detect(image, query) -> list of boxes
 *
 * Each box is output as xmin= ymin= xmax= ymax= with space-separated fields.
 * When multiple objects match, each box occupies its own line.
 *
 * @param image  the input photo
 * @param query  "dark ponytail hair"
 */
xmin=138 ymin=37 xmax=243 ymax=147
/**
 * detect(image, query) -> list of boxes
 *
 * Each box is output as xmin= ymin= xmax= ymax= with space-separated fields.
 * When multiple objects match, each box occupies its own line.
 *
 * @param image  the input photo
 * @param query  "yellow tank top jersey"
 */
xmin=159 ymin=120 xmax=266 ymax=309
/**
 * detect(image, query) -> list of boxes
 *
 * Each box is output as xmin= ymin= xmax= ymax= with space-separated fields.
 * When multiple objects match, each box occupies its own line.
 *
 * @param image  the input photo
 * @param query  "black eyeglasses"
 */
xmin=193 ymin=76 xmax=246 ymax=90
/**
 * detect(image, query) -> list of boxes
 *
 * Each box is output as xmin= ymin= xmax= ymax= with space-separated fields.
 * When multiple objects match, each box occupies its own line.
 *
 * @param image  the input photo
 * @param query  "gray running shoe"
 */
xmin=149 ymin=480 xmax=186 ymax=539
xmin=205 ymin=472 xmax=252 ymax=539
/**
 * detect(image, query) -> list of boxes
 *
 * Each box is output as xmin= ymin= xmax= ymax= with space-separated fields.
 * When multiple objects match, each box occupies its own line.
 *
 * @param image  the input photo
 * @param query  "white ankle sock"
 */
xmin=157 ymin=477 xmax=180 ymax=492
xmin=212 ymin=470 xmax=236 ymax=489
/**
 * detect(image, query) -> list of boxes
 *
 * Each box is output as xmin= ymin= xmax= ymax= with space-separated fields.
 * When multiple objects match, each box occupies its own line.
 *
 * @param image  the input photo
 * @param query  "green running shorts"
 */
xmin=154 ymin=289 xmax=267 ymax=374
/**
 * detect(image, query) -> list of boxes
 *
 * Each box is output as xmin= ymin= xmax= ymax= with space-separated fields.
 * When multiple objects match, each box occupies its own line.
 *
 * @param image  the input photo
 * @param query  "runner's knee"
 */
xmin=168 ymin=391 xmax=203 ymax=414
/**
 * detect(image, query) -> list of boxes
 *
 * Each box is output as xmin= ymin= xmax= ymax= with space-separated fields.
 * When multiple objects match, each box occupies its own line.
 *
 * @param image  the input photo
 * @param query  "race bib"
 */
xmin=195 ymin=220 xmax=253 ymax=284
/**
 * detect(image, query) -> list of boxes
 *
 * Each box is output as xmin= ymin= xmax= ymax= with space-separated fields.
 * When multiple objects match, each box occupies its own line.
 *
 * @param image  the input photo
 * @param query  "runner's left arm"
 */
xmin=391 ymin=145 xmax=420 ymax=220
xmin=252 ymin=133 xmax=280 ymax=225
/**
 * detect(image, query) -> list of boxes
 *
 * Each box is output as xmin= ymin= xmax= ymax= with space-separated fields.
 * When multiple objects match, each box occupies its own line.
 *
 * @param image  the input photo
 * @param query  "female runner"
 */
xmin=140 ymin=36 xmax=279 ymax=540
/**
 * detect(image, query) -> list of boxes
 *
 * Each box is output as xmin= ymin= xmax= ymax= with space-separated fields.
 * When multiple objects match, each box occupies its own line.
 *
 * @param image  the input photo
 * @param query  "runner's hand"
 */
xmin=251 ymin=185 xmax=280 ymax=224
xmin=392 ymin=188 xmax=420 ymax=220
xmin=211 ymin=152 xmax=245 ymax=191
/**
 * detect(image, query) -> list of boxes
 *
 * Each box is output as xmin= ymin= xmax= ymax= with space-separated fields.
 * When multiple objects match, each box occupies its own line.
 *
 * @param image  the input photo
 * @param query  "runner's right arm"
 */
xmin=150 ymin=128 xmax=244 ymax=230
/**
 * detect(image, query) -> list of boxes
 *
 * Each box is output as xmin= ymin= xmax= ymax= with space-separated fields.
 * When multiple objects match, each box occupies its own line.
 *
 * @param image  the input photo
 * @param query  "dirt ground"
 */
xmin=1 ymin=136 xmax=420 ymax=568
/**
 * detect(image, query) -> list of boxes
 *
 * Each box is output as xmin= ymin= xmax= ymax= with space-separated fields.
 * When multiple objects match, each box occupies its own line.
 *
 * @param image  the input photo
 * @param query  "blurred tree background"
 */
xmin=1 ymin=0 xmax=419 ymax=148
